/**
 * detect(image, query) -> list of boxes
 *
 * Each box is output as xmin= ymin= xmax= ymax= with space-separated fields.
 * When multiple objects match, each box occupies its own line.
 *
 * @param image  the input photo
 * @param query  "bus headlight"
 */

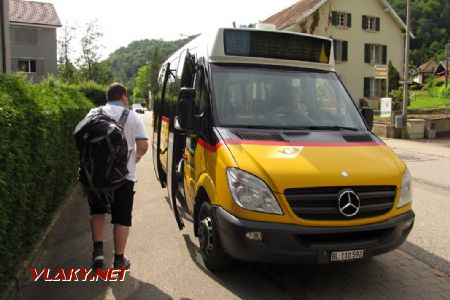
xmin=398 ymin=168 xmax=413 ymax=208
xmin=226 ymin=168 xmax=282 ymax=215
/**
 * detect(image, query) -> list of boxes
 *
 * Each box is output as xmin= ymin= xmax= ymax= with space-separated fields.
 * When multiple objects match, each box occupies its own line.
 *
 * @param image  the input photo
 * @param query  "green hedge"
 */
xmin=0 ymin=74 xmax=92 ymax=290
xmin=72 ymin=81 xmax=107 ymax=106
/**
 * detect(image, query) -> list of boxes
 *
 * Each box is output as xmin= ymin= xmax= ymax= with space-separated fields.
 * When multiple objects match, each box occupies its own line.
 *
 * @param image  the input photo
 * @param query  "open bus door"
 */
xmin=167 ymin=51 xmax=197 ymax=231
xmin=153 ymin=65 xmax=172 ymax=188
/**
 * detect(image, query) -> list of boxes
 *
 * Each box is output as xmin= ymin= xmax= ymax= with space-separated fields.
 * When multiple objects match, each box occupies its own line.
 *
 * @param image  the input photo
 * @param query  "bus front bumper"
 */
xmin=213 ymin=206 xmax=414 ymax=264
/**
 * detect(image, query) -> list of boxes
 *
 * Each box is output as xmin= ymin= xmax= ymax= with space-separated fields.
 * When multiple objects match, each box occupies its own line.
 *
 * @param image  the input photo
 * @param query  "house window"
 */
xmin=362 ymin=15 xmax=380 ymax=32
xmin=364 ymin=77 xmax=384 ymax=98
xmin=11 ymin=27 xmax=38 ymax=44
xmin=331 ymin=12 xmax=351 ymax=28
xmin=364 ymin=44 xmax=387 ymax=65
xmin=18 ymin=59 xmax=36 ymax=73
xmin=333 ymin=40 xmax=348 ymax=62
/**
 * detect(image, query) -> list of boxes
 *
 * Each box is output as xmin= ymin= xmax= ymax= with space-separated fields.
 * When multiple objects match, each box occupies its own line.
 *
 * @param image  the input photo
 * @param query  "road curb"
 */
xmin=3 ymin=184 xmax=84 ymax=300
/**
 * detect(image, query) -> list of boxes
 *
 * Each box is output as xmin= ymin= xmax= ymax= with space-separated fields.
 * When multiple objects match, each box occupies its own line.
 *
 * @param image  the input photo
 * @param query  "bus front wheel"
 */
xmin=197 ymin=202 xmax=232 ymax=271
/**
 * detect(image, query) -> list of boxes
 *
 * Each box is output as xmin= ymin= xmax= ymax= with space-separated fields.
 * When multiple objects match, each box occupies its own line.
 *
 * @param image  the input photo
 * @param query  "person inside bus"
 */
xmin=271 ymin=85 xmax=309 ymax=119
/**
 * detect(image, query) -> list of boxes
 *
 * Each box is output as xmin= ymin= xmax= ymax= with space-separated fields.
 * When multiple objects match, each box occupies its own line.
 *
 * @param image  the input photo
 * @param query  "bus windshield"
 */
xmin=210 ymin=65 xmax=367 ymax=131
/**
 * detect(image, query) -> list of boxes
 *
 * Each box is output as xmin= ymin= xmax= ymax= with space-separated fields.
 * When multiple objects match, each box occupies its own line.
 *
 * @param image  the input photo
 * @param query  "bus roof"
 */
xmin=163 ymin=27 xmax=335 ymax=72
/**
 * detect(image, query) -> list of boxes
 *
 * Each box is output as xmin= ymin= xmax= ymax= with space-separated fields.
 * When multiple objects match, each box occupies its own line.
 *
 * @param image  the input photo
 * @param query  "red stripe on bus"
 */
xmin=197 ymin=139 xmax=223 ymax=152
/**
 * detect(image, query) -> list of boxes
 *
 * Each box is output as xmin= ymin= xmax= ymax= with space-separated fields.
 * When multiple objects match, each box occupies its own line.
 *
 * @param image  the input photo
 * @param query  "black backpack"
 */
xmin=73 ymin=107 xmax=130 ymax=208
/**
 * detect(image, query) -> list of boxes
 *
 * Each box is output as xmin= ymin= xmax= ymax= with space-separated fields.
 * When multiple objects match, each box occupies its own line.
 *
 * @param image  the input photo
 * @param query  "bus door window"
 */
xmin=184 ymin=66 xmax=206 ymax=205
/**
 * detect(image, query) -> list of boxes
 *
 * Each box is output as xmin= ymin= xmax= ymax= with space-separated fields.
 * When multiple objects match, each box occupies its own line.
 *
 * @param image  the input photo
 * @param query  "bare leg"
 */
xmin=91 ymin=214 xmax=106 ymax=242
xmin=113 ymin=225 xmax=129 ymax=255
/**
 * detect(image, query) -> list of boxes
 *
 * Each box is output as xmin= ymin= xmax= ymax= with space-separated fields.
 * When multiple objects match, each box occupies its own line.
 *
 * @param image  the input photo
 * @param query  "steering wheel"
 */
xmin=269 ymin=105 xmax=318 ymax=126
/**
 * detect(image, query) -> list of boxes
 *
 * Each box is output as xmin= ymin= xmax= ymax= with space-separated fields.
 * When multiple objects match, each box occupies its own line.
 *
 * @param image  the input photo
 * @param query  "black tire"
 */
xmin=197 ymin=202 xmax=232 ymax=271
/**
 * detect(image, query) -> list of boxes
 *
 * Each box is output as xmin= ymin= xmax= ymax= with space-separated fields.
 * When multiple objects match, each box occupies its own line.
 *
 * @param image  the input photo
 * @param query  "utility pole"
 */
xmin=401 ymin=0 xmax=411 ymax=138
xmin=0 ymin=0 xmax=11 ymax=72
xmin=446 ymin=44 xmax=449 ymax=114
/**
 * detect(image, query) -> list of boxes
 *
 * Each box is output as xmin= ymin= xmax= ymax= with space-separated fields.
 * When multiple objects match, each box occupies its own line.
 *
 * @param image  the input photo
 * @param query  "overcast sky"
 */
xmin=44 ymin=0 xmax=298 ymax=59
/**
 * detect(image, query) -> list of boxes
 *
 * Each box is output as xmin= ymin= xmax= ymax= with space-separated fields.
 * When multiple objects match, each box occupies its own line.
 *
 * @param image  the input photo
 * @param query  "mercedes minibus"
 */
xmin=152 ymin=27 xmax=414 ymax=270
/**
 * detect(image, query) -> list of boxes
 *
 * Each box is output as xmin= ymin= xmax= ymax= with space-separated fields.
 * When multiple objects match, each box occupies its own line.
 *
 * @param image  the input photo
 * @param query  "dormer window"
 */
xmin=331 ymin=12 xmax=351 ymax=28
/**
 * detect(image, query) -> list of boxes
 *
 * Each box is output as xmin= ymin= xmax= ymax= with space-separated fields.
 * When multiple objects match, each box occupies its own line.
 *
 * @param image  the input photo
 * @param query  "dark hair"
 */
xmin=106 ymin=83 xmax=127 ymax=102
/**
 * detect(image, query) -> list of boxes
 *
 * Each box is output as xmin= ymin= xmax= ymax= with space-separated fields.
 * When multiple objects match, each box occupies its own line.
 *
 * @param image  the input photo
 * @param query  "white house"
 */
xmin=264 ymin=0 xmax=408 ymax=109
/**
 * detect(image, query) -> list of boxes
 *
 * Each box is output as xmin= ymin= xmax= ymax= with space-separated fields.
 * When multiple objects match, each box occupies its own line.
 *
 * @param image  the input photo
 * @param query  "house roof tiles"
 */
xmin=263 ymin=0 xmax=407 ymax=33
xmin=263 ymin=0 xmax=325 ymax=30
xmin=418 ymin=59 xmax=437 ymax=72
xmin=9 ymin=0 xmax=61 ymax=27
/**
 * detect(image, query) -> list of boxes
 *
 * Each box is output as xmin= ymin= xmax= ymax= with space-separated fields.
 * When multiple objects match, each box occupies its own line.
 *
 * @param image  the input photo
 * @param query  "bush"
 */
xmin=438 ymin=85 xmax=450 ymax=98
xmin=0 ymin=74 xmax=92 ymax=291
xmin=72 ymin=81 xmax=107 ymax=106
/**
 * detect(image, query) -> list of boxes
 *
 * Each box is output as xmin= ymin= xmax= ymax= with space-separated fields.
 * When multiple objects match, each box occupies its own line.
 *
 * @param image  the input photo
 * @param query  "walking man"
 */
xmin=87 ymin=83 xmax=148 ymax=269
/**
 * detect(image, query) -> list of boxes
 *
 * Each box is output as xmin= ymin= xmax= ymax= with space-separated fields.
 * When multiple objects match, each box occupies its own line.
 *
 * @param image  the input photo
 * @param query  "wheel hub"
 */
xmin=199 ymin=217 xmax=214 ymax=256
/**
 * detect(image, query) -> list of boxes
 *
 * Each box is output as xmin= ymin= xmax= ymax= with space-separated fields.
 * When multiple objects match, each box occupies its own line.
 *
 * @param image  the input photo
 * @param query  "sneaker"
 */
xmin=113 ymin=256 xmax=131 ymax=269
xmin=92 ymin=248 xmax=105 ymax=270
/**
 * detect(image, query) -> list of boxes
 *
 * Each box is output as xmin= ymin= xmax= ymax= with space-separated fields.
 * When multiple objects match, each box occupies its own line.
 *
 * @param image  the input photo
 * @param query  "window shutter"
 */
xmin=364 ymin=44 xmax=370 ymax=63
xmin=347 ymin=13 xmax=352 ymax=27
xmin=342 ymin=41 xmax=348 ymax=61
xmin=333 ymin=39 xmax=337 ymax=60
xmin=362 ymin=15 xmax=368 ymax=29
xmin=382 ymin=45 xmax=387 ymax=64
xmin=331 ymin=11 xmax=337 ymax=25
xmin=376 ymin=17 xmax=381 ymax=31
xmin=364 ymin=77 xmax=370 ymax=97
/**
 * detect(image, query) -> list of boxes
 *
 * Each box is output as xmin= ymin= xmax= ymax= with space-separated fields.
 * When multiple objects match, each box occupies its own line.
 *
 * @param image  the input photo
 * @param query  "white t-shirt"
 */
xmin=87 ymin=102 xmax=148 ymax=182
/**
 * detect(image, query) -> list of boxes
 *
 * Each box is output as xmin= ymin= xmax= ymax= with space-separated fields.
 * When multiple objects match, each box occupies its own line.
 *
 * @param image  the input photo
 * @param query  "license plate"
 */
xmin=330 ymin=250 xmax=365 ymax=262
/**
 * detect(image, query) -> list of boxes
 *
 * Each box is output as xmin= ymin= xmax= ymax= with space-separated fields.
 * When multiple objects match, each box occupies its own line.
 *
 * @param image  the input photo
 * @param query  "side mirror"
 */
xmin=175 ymin=88 xmax=195 ymax=131
xmin=361 ymin=107 xmax=374 ymax=131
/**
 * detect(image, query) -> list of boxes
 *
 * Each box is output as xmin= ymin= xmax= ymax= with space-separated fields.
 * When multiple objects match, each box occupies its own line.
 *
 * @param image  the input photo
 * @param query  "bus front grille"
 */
xmin=284 ymin=186 xmax=396 ymax=220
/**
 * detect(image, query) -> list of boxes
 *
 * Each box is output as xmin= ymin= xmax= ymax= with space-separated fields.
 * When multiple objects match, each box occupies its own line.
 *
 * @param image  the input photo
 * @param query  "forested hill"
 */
xmin=105 ymin=35 xmax=197 ymax=88
xmin=388 ymin=0 xmax=449 ymax=66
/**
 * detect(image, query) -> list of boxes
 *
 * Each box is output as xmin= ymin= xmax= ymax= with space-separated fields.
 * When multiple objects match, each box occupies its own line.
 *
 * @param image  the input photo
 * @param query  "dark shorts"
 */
xmin=88 ymin=180 xmax=135 ymax=226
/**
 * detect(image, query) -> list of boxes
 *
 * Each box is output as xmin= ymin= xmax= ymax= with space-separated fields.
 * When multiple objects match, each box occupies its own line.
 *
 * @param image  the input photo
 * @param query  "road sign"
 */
xmin=374 ymin=65 xmax=389 ymax=79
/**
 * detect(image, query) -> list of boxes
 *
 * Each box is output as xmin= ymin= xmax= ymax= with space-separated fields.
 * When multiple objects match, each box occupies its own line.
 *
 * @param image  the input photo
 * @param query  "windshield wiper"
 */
xmin=303 ymin=126 xmax=360 ymax=131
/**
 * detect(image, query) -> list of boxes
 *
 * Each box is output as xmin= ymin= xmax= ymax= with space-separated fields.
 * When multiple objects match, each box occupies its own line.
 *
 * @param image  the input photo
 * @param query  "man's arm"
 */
xmin=136 ymin=140 xmax=148 ymax=162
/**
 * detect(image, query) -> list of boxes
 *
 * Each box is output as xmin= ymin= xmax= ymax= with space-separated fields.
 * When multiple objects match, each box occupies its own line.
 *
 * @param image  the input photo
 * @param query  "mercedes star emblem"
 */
xmin=338 ymin=189 xmax=360 ymax=217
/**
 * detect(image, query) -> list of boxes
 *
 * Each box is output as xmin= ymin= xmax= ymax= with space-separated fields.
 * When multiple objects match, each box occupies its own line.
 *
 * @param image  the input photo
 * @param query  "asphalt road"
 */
xmin=15 ymin=112 xmax=450 ymax=300
xmin=384 ymin=137 xmax=450 ymax=275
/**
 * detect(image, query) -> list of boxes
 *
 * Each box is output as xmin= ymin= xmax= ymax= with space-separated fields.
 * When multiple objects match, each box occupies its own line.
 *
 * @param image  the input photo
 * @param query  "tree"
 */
xmin=149 ymin=45 xmax=163 ymax=106
xmin=78 ymin=20 xmax=103 ymax=81
xmin=388 ymin=0 xmax=449 ymax=66
xmin=133 ymin=64 xmax=151 ymax=102
xmin=388 ymin=60 xmax=401 ymax=93
xmin=90 ymin=61 xmax=114 ymax=84
xmin=57 ymin=24 xmax=78 ymax=83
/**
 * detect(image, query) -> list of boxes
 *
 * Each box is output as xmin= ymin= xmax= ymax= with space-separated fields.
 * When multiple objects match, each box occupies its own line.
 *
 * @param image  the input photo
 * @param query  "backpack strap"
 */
xmin=118 ymin=108 xmax=132 ymax=163
xmin=118 ymin=108 xmax=130 ymax=127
